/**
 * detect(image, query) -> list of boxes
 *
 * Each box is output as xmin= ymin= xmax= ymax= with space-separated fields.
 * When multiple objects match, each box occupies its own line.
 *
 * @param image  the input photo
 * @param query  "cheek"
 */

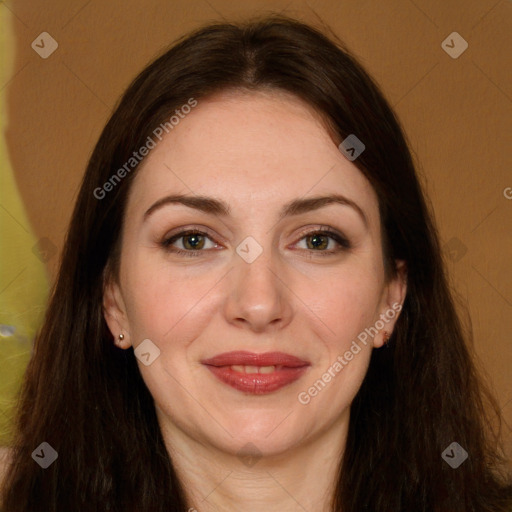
xmin=304 ymin=265 xmax=382 ymax=409
xmin=298 ymin=271 xmax=376 ymax=413
xmin=304 ymin=264 xmax=382 ymax=346
xmin=122 ymin=257 xmax=219 ymax=341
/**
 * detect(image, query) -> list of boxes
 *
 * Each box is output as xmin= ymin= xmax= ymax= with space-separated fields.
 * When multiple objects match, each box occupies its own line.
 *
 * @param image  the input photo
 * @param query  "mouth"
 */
xmin=201 ymin=351 xmax=310 ymax=395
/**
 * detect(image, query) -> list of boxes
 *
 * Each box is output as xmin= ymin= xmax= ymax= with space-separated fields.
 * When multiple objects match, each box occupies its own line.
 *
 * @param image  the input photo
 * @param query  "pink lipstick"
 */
xmin=201 ymin=351 xmax=310 ymax=394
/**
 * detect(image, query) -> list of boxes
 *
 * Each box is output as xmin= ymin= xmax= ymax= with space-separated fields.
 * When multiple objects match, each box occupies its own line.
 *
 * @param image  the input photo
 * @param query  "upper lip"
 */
xmin=201 ymin=351 xmax=310 ymax=368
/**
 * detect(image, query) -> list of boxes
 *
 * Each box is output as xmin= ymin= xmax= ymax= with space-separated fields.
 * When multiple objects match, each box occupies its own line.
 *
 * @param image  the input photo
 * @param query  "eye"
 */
xmin=161 ymin=229 xmax=219 ymax=257
xmin=293 ymin=227 xmax=351 ymax=257
xmin=160 ymin=226 xmax=351 ymax=258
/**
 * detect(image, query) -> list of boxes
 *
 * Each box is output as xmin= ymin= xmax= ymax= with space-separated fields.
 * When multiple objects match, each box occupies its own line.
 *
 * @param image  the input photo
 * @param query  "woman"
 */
xmin=1 ymin=14 xmax=511 ymax=512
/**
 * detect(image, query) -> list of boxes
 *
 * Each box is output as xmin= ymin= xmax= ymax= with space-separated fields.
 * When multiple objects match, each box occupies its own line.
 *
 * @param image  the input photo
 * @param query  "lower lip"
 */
xmin=204 ymin=365 xmax=309 ymax=394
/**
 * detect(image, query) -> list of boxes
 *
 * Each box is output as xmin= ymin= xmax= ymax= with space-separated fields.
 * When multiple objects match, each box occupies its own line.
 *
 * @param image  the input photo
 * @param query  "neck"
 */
xmin=159 ymin=411 xmax=349 ymax=512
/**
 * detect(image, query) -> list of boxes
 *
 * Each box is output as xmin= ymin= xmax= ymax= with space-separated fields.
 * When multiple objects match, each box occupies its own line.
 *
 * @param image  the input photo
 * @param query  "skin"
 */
xmin=103 ymin=89 xmax=407 ymax=511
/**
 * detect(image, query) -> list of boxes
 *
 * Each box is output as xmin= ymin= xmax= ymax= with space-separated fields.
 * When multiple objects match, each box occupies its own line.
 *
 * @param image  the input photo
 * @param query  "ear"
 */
xmin=373 ymin=259 xmax=407 ymax=348
xmin=103 ymin=274 xmax=131 ymax=349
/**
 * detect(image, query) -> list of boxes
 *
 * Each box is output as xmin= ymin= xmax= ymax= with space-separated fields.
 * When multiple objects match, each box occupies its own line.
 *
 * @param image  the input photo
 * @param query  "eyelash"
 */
xmin=160 ymin=226 xmax=351 ymax=258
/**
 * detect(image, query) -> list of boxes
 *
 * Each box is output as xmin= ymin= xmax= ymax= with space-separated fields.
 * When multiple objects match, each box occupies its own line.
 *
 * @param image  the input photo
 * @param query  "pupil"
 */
xmin=309 ymin=234 xmax=327 ymax=250
xmin=185 ymin=234 xmax=203 ymax=250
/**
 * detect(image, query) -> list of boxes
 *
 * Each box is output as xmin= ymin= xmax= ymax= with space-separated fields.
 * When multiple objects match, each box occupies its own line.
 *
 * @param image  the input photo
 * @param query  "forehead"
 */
xmin=127 ymin=90 xmax=379 ymax=226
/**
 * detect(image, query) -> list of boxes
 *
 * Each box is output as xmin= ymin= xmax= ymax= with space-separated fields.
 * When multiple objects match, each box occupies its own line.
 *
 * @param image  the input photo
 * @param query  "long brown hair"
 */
xmin=2 ymin=14 xmax=511 ymax=512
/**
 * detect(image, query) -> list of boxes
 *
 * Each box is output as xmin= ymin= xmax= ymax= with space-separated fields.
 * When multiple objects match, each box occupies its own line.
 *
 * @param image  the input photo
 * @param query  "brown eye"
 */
xmin=181 ymin=233 xmax=206 ymax=250
xmin=161 ymin=230 xmax=217 ymax=256
xmin=305 ymin=233 xmax=330 ymax=250
xmin=295 ymin=228 xmax=351 ymax=256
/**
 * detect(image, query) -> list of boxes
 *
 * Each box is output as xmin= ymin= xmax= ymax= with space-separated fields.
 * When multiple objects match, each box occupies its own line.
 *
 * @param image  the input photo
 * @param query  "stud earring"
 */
xmin=383 ymin=330 xmax=390 ymax=347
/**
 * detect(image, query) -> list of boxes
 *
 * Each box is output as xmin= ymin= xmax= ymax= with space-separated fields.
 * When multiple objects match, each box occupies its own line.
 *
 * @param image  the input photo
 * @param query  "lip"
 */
xmin=201 ymin=351 xmax=310 ymax=395
xmin=202 ymin=351 xmax=309 ymax=368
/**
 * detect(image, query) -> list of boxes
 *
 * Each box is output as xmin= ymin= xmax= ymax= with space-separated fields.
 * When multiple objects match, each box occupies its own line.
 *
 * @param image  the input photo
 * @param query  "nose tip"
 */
xmin=233 ymin=308 xmax=284 ymax=332
xmin=225 ymin=247 xmax=292 ymax=333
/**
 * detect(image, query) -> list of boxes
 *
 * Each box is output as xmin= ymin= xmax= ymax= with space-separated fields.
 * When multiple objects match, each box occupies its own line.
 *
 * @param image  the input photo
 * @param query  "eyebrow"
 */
xmin=144 ymin=193 xmax=368 ymax=228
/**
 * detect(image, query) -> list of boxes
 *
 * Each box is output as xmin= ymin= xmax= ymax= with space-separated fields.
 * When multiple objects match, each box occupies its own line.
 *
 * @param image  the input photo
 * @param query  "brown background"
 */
xmin=2 ymin=0 xmax=512 ymax=456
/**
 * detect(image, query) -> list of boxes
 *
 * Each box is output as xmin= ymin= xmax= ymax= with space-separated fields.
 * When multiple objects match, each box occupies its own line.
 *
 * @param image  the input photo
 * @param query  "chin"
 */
xmin=211 ymin=410 xmax=309 ymax=453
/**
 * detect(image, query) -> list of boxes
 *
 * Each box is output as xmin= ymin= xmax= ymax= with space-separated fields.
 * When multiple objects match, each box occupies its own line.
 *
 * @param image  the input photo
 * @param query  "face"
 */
xmin=103 ymin=89 xmax=407 ymax=459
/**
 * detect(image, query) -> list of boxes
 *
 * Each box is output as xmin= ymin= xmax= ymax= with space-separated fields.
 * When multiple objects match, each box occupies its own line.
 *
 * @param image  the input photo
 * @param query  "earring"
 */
xmin=118 ymin=333 xmax=125 ymax=343
xmin=383 ymin=330 xmax=390 ymax=347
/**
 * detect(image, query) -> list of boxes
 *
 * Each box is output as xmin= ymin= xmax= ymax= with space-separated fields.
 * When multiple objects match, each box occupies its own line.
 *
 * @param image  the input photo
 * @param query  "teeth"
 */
xmin=230 ymin=365 xmax=276 ymax=374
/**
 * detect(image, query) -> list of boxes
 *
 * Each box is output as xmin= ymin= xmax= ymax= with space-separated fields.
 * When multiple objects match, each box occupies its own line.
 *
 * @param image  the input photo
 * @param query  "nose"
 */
xmin=223 ymin=243 xmax=294 ymax=333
